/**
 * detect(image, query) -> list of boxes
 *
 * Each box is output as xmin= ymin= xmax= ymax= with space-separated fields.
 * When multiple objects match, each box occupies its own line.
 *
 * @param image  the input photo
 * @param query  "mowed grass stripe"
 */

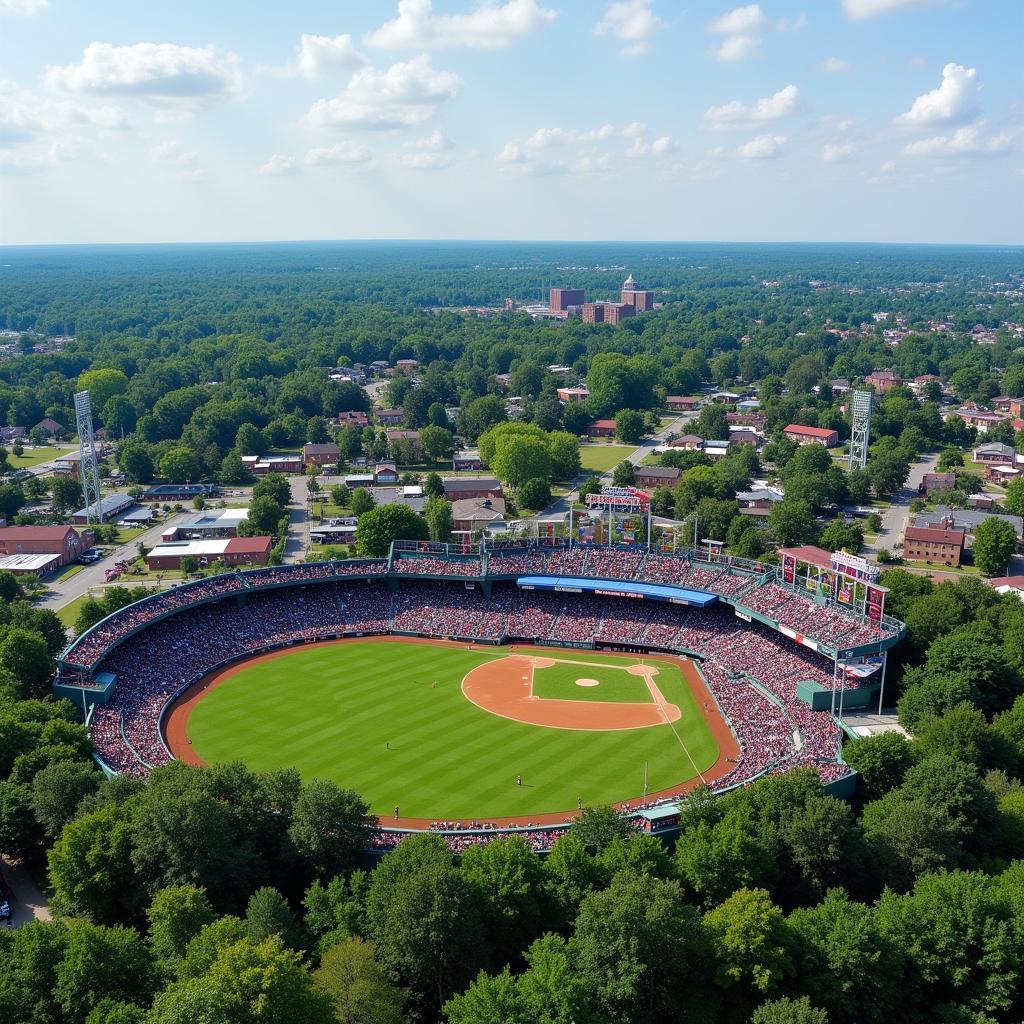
xmin=187 ymin=642 xmax=720 ymax=819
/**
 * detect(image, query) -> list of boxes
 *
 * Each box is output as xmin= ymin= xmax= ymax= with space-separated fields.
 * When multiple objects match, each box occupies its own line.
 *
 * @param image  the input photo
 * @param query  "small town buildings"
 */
xmin=0 ymin=553 xmax=64 ymax=575
xmin=985 ymin=465 xmax=1020 ymax=485
xmin=52 ymin=451 xmax=83 ymax=476
xmin=991 ymin=575 xmax=1024 ymax=599
xmin=396 ymin=359 xmax=419 ymax=375
xmin=385 ymin=429 xmax=421 ymax=453
xmin=244 ymin=453 xmax=303 ymax=475
xmin=967 ymin=493 xmax=996 ymax=510
xmin=666 ymin=396 xmax=701 ymax=412
xmin=633 ymin=466 xmax=682 ymax=489
xmin=452 ymin=496 xmax=507 ymax=534
xmin=0 ymin=426 xmax=26 ymax=444
xmin=902 ymin=524 xmax=965 ymax=567
xmin=374 ymin=463 xmax=400 ymax=485
xmin=453 ymin=449 xmax=484 ymax=471
xmin=142 ymin=483 xmax=218 ymax=502
xmin=442 ymin=477 xmax=503 ymax=501
xmin=727 ymin=411 xmax=768 ymax=432
xmin=334 ymin=411 xmax=370 ymax=428
xmin=375 ymin=409 xmax=404 ymax=426
xmin=829 ymin=378 xmax=851 ymax=395
xmin=919 ymin=472 xmax=957 ymax=495
xmin=704 ymin=440 xmax=731 ymax=460
xmin=919 ymin=506 xmax=1024 ymax=542
xmin=865 ymin=371 xmax=902 ymax=392
xmin=556 ymin=386 xmax=590 ymax=404
xmin=71 ymin=493 xmax=136 ymax=524
xmin=669 ymin=434 xmax=704 ymax=450
xmin=0 ymin=525 xmax=92 ymax=568
xmin=783 ymin=424 xmax=840 ymax=448
xmin=953 ymin=408 xmax=1007 ymax=433
xmin=729 ymin=429 xmax=759 ymax=447
xmin=586 ymin=419 xmax=617 ymax=438
xmin=162 ymin=508 xmax=249 ymax=542
xmin=33 ymin=417 xmax=65 ymax=438
xmin=146 ymin=536 xmax=273 ymax=570
xmin=737 ymin=488 xmax=784 ymax=516
xmin=972 ymin=442 xmax=1016 ymax=466
xmin=302 ymin=442 xmax=340 ymax=468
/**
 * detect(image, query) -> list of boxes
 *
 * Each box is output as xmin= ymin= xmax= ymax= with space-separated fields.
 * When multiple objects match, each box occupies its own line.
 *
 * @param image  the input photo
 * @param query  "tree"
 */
xmin=490 ymin=435 xmax=551 ymax=487
xmin=612 ymin=460 xmax=635 ymax=487
xmin=0 ymin=628 xmax=52 ymax=697
xmin=356 ymin=504 xmax=429 ymax=557
xmin=252 ymin=474 xmax=291 ymax=507
xmin=0 ymin=482 xmax=25 ymax=518
xmin=458 ymin=395 xmax=507 ymax=442
xmin=842 ymin=732 xmax=914 ymax=803
xmin=704 ymin=888 xmax=793 ymax=1002
xmin=288 ymin=778 xmax=372 ymax=878
xmin=423 ymin=472 xmax=444 ymax=499
xmin=569 ymin=804 xmax=633 ymax=853
xmin=147 ymin=885 xmax=216 ymax=971
xmin=29 ymin=758 xmax=101 ymax=838
xmin=77 ymin=368 xmax=130 ymax=412
xmin=751 ymin=997 xmax=830 ymax=1024
xmin=972 ymin=517 xmax=1017 ymax=576
xmin=54 ymin=921 xmax=155 ymax=1023
xmin=768 ymin=499 xmax=817 ymax=546
xmin=117 ymin=440 xmax=155 ymax=483
xmin=159 ymin=447 xmax=201 ymax=483
xmin=365 ymin=834 xmax=487 ymax=1018
xmin=330 ymin=484 xmax=351 ymax=508
xmin=246 ymin=887 xmax=303 ymax=950
xmin=516 ymin=478 xmax=550 ymax=510
xmin=419 ymin=425 xmax=454 ymax=463
xmin=817 ymin=519 xmax=863 ymax=553
xmin=48 ymin=474 xmax=84 ymax=513
xmin=423 ymin=496 xmax=454 ymax=542
xmin=547 ymin=431 xmax=581 ymax=480
xmin=313 ymin=939 xmax=407 ymax=1024
xmin=696 ymin=404 xmax=730 ymax=440
xmin=614 ymin=409 xmax=645 ymax=445
xmin=0 ymin=778 xmax=37 ymax=860
xmin=241 ymin=495 xmax=284 ymax=537
xmin=350 ymin=488 xmax=375 ymax=516
xmin=148 ymin=936 xmax=334 ymax=1024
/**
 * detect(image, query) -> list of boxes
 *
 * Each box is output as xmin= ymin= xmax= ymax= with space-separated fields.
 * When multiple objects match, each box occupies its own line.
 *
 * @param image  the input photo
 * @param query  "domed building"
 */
xmin=621 ymin=273 xmax=654 ymax=311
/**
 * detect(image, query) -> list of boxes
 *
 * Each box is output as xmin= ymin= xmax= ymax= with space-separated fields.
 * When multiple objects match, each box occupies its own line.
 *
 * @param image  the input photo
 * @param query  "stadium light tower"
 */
xmin=74 ymin=390 xmax=103 ymax=524
xmin=848 ymin=389 xmax=873 ymax=471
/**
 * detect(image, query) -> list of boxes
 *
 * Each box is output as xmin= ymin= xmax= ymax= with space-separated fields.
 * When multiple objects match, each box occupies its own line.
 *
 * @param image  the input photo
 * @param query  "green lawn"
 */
xmin=5 ymin=445 xmax=76 ymax=469
xmin=579 ymin=445 xmax=634 ymax=472
xmin=530 ymin=656 xmax=656 ymax=704
xmin=57 ymin=594 xmax=91 ymax=629
xmin=187 ymin=641 xmax=719 ymax=819
xmin=56 ymin=564 xmax=85 ymax=583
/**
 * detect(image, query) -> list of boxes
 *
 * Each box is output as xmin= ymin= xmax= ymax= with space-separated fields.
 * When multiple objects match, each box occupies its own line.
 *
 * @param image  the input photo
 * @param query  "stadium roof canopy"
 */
xmin=516 ymin=576 xmax=718 ymax=608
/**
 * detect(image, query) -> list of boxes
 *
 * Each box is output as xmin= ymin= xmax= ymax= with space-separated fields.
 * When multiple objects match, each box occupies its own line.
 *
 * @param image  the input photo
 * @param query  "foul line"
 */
xmin=643 ymin=668 xmax=707 ymax=785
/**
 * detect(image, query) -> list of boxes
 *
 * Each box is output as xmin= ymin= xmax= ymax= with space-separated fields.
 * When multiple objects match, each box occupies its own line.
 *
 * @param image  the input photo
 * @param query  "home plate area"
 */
xmin=461 ymin=651 xmax=682 ymax=731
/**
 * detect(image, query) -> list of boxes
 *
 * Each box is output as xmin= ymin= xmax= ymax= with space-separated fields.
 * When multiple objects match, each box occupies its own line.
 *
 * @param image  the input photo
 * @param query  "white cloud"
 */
xmin=714 ymin=35 xmax=761 ymax=61
xmin=525 ymin=124 xmax=616 ymax=148
xmin=273 ymin=34 xmax=366 ymax=79
xmin=149 ymin=140 xmax=199 ymax=166
xmin=708 ymin=4 xmax=767 ymax=34
xmin=0 ymin=81 xmax=130 ymax=148
xmin=593 ymin=1 xmax=663 ymax=57
xmin=404 ymin=128 xmax=454 ymax=151
xmin=365 ymin=0 xmax=556 ymax=50
xmin=46 ymin=42 xmax=243 ymax=106
xmin=820 ymin=56 xmax=850 ymax=72
xmin=627 ymin=134 xmax=675 ymax=158
xmin=400 ymin=151 xmax=451 ymax=169
xmin=736 ymin=134 xmax=786 ymax=158
xmin=259 ymin=154 xmax=299 ymax=176
xmin=904 ymin=124 xmax=1011 ymax=158
xmin=823 ymin=141 xmax=856 ymax=162
xmin=843 ymin=0 xmax=936 ymax=18
xmin=897 ymin=62 xmax=980 ymax=126
xmin=306 ymin=141 xmax=373 ymax=165
xmin=704 ymin=85 xmax=800 ymax=128
xmin=306 ymin=56 xmax=461 ymax=130
xmin=497 ymin=142 xmax=524 ymax=163
xmin=0 ymin=0 xmax=47 ymax=14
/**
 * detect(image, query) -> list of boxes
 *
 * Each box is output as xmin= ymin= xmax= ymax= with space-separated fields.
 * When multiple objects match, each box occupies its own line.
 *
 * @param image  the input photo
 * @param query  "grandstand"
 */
xmin=56 ymin=541 xmax=905 ymax=852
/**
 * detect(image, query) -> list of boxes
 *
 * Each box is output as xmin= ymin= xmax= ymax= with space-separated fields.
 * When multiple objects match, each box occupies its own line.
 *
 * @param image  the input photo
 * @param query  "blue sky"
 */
xmin=0 ymin=0 xmax=1020 ymax=244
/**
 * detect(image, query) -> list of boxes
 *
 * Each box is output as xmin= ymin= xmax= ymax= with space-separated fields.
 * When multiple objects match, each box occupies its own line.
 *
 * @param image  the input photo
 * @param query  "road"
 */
xmin=862 ymin=451 xmax=940 ymax=558
xmin=541 ymin=412 xmax=697 ymax=519
xmin=1 ymin=856 xmax=51 ymax=929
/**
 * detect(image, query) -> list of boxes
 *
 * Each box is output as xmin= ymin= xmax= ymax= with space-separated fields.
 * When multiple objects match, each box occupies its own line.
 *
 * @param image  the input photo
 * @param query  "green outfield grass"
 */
xmin=186 ymin=640 xmax=719 ymax=819
xmin=530 ymin=656 xmax=655 ymax=704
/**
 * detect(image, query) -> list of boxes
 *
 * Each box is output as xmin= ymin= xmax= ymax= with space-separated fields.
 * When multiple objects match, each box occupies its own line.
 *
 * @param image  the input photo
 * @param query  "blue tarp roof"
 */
xmin=516 ymin=576 xmax=718 ymax=608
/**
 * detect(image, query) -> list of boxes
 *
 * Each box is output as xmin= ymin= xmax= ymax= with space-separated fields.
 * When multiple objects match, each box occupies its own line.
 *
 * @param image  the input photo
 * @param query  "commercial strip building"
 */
xmin=146 ymin=535 xmax=273 ymax=570
xmin=70 ymin=492 xmax=136 ymax=524
xmin=161 ymin=508 xmax=249 ymax=542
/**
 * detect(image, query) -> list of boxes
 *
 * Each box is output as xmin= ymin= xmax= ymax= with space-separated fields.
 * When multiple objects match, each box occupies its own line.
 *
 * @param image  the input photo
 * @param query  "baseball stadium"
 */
xmin=54 ymin=540 xmax=905 ymax=852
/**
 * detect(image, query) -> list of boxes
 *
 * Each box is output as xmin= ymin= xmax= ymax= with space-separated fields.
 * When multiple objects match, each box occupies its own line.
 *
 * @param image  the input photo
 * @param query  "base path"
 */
xmin=462 ymin=654 xmax=681 ymax=731
xmin=163 ymin=637 xmax=741 ymax=830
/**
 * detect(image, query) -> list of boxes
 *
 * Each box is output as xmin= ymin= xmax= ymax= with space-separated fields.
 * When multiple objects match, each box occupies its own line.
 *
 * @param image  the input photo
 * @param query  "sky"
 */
xmin=0 ymin=0 xmax=1021 ymax=245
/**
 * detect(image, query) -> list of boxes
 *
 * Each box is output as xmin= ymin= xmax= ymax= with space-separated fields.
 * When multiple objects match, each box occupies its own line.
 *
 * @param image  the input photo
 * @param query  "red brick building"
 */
xmin=0 ymin=525 xmax=93 ymax=567
xmin=302 ymin=442 xmax=340 ymax=468
xmin=549 ymin=288 xmax=585 ymax=312
xmin=586 ymin=419 xmax=617 ymax=438
xmin=620 ymin=273 xmax=654 ymax=311
xmin=783 ymin=424 xmax=840 ymax=447
xmin=902 ymin=525 xmax=965 ymax=566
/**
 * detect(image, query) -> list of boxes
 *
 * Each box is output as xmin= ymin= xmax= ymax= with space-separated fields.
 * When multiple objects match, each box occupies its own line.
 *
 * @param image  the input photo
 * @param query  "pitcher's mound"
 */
xmin=576 ymin=678 xmax=600 ymax=687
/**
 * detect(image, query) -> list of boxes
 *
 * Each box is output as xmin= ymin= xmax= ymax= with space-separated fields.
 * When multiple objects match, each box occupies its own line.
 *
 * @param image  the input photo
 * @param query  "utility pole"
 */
xmin=74 ymin=390 xmax=102 ymax=524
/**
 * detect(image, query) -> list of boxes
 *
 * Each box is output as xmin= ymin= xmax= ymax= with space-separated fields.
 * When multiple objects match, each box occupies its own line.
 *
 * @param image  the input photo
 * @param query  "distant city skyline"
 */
xmin=0 ymin=0 xmax=1021 ymax=245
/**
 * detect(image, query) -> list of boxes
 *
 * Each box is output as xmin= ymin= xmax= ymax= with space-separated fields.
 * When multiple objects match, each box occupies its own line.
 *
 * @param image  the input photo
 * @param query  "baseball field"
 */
xmin=176 ymin=639 xmax=727 ymax=821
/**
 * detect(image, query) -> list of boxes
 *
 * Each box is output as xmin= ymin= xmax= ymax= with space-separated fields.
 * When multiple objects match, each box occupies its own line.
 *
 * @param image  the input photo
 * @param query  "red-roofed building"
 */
xmin=902 ymin=525 xmax=965 ymax=566
xmin=865 ymin=370 xmax=902 ymax=393
xmin=783 ymin=424 xmax=839 ymax=447
xmin=0 ymin=525 xmax=92 ymax=567
xmin=586 ymin=419 xmax=617 ymax=438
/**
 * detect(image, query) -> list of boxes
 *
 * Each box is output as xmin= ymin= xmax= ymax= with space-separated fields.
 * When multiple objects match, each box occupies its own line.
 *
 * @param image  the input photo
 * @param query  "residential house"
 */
xmin=666 ymin=396 xmax=701 ymax=412
xmin=375 ymin=409 xmax=404 ymax=427
xmin=334 ymin=411 xmax=369 ymax=428
xmin=453 ymin=449 xmax=484 ymax=471
xmin=865 ymin=371 xmax=902 ymax=392
xmin=33 ymin=417 xmax=66 ymax=438
xmin=669 ymin=434 xmax=704 ymax=451
xmin=726 ymin=411 xmax=768 ymax=432
xmin=302 ymin=442 xmax=340 ymax=468
xmin=902 ymin=524 xmax=965 ymax=567
xmin=828 ymin=378 xmax=851 ymax=395
xmin=385 ymin=429 xmax=421 ymax=455
xmin=783 ymin=424 xmax=840 ymax=448
xmin=586 ymin=419 xmax=617 ymax=438
xmin=952 ymin=407 xmax=1007 ymax=433
xmin=737 ymin=488 xmax=784 ymax=516
xmin=374 ymin=463 xmax=400 ymax=485
xmin=918 ymin=506 xmax=1024 ymax=542
xmin=704 ymin=440 xmax=731 ymax=460
xmin=633 ymin=466 xmax=682 ymax=489
xmin=451 ymin=496 xmax=507 ymax=534
xmin=556 ymin=386 xmax=590 ymax=404
xmin=919 ymin=472 xmax=957 ymax=495
xmin=442 ymin=477 xmax=502 ymax=501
